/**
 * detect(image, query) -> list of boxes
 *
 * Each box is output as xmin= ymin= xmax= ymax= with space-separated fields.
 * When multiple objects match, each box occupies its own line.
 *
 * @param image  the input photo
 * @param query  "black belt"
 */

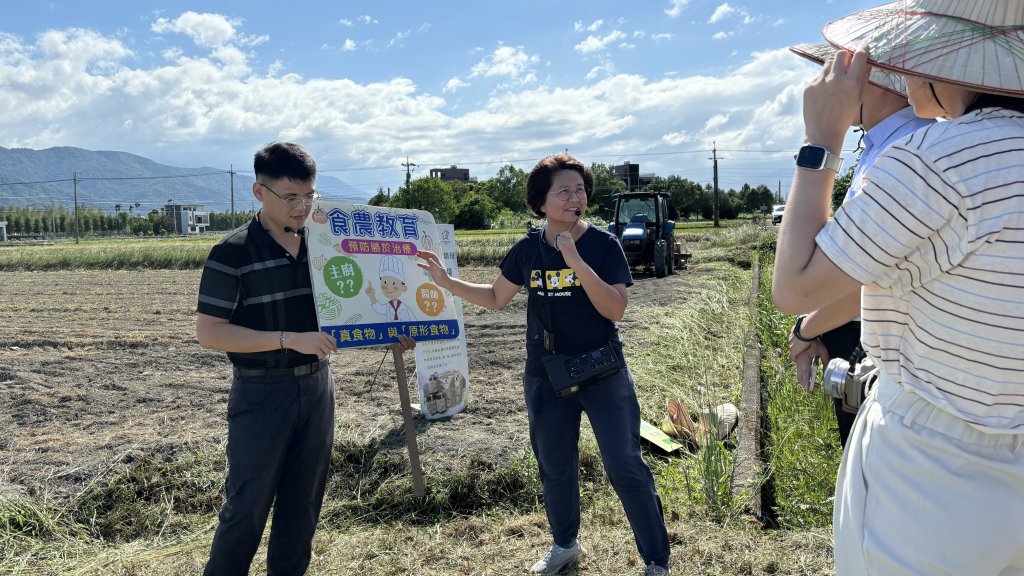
xmin=233 ymin=359 xmax=328 ymax=378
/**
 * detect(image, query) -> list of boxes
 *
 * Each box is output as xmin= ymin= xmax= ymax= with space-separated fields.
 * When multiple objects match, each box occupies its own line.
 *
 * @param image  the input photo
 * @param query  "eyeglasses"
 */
xmin=551 ymin=187 xmax=587 ymax=201
xmin=259 ymin=182 xmax=318 ymax=208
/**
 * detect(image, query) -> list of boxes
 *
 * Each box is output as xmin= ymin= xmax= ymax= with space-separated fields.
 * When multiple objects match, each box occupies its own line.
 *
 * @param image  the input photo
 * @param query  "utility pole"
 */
xmin=73 ymin=172 xmax=80 ymax=244
xmin=777 ymin=180 xmax=782 ymax=203
xmin=709 ymin=143 xmax=722 ymax=228
xmin=229 ymin=164 xmax=236 ymax=228
xmin=402 ymin=157 xmax=416 ymax=190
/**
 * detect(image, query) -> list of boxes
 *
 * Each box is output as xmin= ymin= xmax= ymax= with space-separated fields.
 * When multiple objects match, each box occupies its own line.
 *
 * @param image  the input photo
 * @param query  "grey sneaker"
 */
xmin=529 ymin=540 xmax=584 ymax=574
xmin=643 ymin=562 xmax=670 ymax=576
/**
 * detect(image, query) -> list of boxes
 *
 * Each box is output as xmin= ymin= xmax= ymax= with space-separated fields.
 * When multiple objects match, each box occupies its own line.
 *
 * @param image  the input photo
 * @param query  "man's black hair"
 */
xmin=965 ymin=93 xmax=1024 ymax=115
xmin=254 ymin=141 xmax=317 ymax=182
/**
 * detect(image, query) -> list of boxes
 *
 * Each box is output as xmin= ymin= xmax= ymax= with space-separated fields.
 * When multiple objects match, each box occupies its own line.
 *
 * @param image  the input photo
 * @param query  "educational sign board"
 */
xmin=305 ymin=201 xmax=460 ymax=349
xmin=414 ymin=224 xmax=470 ymax=420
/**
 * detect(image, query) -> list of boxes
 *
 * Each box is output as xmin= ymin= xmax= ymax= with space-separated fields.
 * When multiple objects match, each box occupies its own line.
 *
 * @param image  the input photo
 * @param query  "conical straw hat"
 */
xmin=823 ymin=0 xmax=1024 ymax=96
xmin=790 ymin=42 xmax=908 ymax=96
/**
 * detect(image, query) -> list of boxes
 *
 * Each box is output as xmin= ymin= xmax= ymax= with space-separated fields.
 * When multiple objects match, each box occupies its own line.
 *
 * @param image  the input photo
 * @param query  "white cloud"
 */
xmin=665 ymin=0 xmax=690 ymax=18
xmin=586 ymin=61 xmax=616 ymax=81
xmin=708 ymin=3 xmax=736 ymax=24
xmin=358 ymin=15 xmax=378 ymax=25
xmin=703 ymin=113 xmax=730 ymax=131
xmin=651 ymin=33 xmax=673 ymax=42
xmin=662 ymin=130 xmax=692 ymax=146
xmin=633 ymin=30 xmax=646 ymax=39
xmin=574 ymin=30 xmax=627 ymax=55
xmin=151 ymin=11 xmax=238 ymax=48
xmin=342 ymin=39 xmax=356 ymax=51
xmin=573 ymin=19 xmax=605 ymax=33
xmin=339 ymin=18 xmax=353 ymax=27
xmin=388 ymin=30 xmax=409 ymax=48
xmin=0 ymin=20 xmax=826 ymax=197
xmin=708 ymin=4 xmax=755 ymax=28
xmin=444 ymin=77 xmax=468 ymax=93
xmin=469 ymin=45 xmax=539 ymax=81
xmin=712 ymin=31 xmax=733 ymax=40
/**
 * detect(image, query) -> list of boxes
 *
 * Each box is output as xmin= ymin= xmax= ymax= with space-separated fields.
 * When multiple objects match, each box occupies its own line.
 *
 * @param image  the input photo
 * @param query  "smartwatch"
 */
xmin=793 ymin=315 xmax=818 ymax=343
xmin=795 ymin=145 xmax=843 ymax=172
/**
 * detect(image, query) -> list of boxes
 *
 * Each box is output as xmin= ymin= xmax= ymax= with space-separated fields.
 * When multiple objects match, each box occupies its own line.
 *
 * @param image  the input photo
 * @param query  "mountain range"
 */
xmin=0 ymin=146 xmax=369 ymax=214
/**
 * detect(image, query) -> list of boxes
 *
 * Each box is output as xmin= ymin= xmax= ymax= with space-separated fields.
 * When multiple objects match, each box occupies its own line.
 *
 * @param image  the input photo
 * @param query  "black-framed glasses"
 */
xmin=552 ymin=187 xmax=587 ymax=201
xmin=258 ymin=181 xmax=318 ymax=208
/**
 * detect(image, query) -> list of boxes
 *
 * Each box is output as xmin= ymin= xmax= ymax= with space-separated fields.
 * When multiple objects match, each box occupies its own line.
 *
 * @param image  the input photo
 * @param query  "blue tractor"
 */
xmin=608 ymin=191 xmax=689 ymax=277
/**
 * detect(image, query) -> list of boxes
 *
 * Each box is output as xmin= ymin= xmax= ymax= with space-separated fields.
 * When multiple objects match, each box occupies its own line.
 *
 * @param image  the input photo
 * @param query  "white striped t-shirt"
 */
xmin=817 ymin=107 xmax=1024 ymax=433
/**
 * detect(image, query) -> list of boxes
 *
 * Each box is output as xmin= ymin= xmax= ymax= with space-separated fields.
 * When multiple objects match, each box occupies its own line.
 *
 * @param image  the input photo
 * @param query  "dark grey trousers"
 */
xmin=204 ymin=366 xmax=335 ymax=576
xmin=523 ymin=362 xmax=670 ymax=568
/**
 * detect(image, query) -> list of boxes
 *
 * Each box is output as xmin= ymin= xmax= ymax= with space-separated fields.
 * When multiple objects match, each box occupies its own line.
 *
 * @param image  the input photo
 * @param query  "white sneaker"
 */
xmin=643 ymin=562 xmax=670 ymax=575
xmin=529 ymin=540 xmax=584 ymax=574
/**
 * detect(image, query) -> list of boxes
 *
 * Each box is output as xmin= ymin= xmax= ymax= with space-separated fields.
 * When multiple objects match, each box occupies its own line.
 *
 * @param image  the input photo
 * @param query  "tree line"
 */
xmin=0 ymin=160 xmax=794 ymax=238
xmin=0 ymin=204 xmax=254 ymax=238
xmin=369 ymin=162 xmax=780 ymax=229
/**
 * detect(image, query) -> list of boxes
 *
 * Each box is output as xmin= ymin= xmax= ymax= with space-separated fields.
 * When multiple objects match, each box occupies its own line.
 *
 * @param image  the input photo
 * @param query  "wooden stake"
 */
xmin=392 ymin=345 xmax=425 ymax=496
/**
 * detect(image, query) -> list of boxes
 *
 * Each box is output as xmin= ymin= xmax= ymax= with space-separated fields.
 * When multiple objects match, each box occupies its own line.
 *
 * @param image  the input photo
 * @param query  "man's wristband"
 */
xmin=279 ymin=330 xmax=286 ymax=350
xmin=793 ymin=315 xmax=818 ymax=343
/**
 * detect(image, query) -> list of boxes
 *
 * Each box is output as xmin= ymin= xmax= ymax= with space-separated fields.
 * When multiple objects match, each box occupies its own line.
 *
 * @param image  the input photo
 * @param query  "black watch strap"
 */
xmin=793 ymin=315 xmax=818 ymax=343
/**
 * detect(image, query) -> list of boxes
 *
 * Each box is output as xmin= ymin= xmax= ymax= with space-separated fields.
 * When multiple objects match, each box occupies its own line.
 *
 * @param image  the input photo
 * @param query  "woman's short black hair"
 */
xmin=254 ymin=141 xmax=317 ymax=182
xmin=524 ymin=153 xmax=593 ymax=218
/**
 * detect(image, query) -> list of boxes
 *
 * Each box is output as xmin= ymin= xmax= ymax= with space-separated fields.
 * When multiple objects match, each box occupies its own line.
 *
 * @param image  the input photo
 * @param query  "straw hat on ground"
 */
xmin=822 ymin=0 xmax=1024 ymax=96
xmin=790 ymin=43 xmax=908 ymax=96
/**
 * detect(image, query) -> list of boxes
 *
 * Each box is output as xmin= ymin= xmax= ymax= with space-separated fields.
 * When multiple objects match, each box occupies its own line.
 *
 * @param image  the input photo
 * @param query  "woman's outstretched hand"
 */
xmin=416 ymin=250 xmax=451 ymax=288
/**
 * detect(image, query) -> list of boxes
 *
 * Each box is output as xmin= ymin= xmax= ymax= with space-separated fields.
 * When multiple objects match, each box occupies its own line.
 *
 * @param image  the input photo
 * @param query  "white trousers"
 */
xmin=834 ymin=375 xmax=1024 ymax=576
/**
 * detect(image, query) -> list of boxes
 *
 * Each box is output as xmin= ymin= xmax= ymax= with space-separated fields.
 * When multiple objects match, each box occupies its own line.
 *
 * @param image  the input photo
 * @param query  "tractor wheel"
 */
xmin=666 ymin=234 xmax=675 ymax=275
xmin=654 ymin=240 xmax=667 ymax=278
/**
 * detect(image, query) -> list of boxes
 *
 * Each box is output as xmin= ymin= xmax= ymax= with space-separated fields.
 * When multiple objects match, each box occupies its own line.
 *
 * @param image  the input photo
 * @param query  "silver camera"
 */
xmin=822 ymin=352 xmax=879 ymax=413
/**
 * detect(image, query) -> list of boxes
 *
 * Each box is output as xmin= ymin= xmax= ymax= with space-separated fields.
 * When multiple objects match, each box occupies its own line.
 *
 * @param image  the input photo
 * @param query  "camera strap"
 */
xmin=534 ymin=226 xmax=560 ymax=353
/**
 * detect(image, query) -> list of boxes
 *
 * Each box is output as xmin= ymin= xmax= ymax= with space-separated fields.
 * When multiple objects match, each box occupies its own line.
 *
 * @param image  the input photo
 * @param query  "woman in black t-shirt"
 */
xmin=418 ymin=153 xmax=670 ymax=576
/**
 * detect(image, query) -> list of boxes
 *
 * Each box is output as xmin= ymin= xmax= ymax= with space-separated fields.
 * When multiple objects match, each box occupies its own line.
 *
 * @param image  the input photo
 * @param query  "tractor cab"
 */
xmin=608 ymin=192 xmax=690 ymax=277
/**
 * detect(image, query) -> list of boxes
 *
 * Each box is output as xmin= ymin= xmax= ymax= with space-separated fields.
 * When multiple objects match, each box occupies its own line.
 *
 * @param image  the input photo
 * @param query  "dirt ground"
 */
xmin=0 ymin=266 xmax=699 ymax=503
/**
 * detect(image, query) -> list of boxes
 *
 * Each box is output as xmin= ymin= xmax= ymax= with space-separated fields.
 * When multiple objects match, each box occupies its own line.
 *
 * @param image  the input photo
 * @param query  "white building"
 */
xmin=165 ymin=204 xmax=209 ymax=234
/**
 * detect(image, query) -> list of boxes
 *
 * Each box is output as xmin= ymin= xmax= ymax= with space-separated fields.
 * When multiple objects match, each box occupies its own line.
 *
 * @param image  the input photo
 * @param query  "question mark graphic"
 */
xmin=347 ymin=278 xmax=354 ymax=289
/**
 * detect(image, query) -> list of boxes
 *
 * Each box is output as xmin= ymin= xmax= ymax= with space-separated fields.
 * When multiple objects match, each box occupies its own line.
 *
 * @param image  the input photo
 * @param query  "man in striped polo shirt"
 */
xmin=197 ymin=142 xmax=344 ymax=575
xmin=785 ymin=44 xmax=934 ymax=448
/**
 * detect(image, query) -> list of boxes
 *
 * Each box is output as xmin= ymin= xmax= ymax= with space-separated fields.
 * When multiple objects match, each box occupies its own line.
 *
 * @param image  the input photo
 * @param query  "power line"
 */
xmin=314 ymin=146 xmax=862 ymax=173
xmin=0 ymin=177 xmax=74 ymax=186
xmin=0 ymin=170 xmax=231 ymax=187
xmin=77 ymin=171 xmax=228 ymax=181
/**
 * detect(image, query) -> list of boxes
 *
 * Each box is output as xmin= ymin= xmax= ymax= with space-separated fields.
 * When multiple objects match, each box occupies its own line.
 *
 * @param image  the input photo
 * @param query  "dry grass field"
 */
xmin=0 ymin=260 xmax=835 ymax=575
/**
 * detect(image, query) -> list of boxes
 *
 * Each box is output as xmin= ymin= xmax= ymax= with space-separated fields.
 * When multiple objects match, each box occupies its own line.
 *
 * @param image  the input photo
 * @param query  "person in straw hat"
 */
xmin=773 ymin=1 xmax=1024 ymax=573
xmin=785 ymin=43 xmax=933 ymax=449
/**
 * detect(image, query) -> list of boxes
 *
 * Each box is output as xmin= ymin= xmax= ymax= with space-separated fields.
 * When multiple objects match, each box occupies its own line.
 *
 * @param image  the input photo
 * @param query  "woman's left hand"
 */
xmin=804 ymin=45 xmax=870 ymax=147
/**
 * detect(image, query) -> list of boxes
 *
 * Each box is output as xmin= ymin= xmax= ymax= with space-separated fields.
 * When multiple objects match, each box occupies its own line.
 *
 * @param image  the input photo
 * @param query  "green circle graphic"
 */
xmin=323 ymin=256 xmax=363 ymax=298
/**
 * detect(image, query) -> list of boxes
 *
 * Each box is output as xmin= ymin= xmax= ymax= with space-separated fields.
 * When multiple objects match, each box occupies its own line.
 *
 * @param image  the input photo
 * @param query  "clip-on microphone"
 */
xmin=283 ymin=226 xmax=306 ymax=237
xmin=553 ymin=207 xmax=582 ymax=251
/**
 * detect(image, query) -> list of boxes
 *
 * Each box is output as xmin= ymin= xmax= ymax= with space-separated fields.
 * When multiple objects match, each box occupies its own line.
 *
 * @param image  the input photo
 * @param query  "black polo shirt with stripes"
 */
xmin=197 ymin=214 xmax=319 ymax=369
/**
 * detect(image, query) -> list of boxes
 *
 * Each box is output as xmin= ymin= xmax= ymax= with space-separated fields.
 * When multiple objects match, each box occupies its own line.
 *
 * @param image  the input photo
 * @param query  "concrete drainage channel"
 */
xmin=730 ymin=251 xmax=778 ymax=526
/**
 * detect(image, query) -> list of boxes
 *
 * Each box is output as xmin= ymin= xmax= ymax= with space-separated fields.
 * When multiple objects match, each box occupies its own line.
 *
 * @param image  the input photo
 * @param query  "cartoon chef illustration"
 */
xmin=366 ymin=255 xmax=417 ymax=322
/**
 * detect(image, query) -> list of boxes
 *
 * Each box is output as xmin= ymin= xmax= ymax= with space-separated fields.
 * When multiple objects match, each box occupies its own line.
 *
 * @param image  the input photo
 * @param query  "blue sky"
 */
xmin=0 ymin=0 xmax=881 ymax=201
